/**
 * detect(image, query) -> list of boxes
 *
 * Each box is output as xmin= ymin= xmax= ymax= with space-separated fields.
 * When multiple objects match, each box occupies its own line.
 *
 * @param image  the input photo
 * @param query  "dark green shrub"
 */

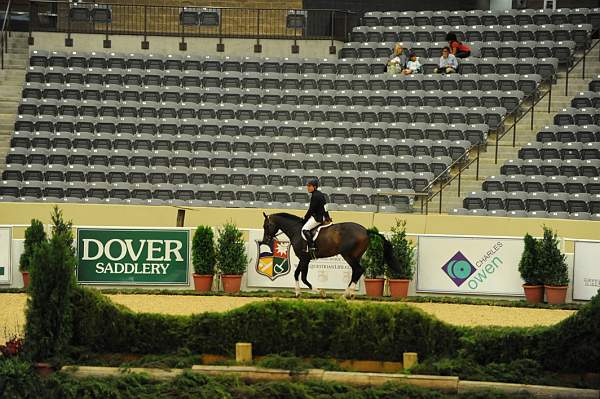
xmin=50 ymin=206 xmax=74 ymax=253
xmin=19 ymin=219 xmax=46 ymax=272
xmin=0 ymin=358 xmax=41 ymax=398
xmin=192 ymin=226 xmax=216 ymax=275
xmin=362 ymin=227 xmax=385 ymax=278
xmin=216 ymin=223 xmax=248 ymax=275
xmin=24 ymin=231 xmax=77 ymax=363
xmin=387 ymin=219 xmax=415 ymax=280
xmin=518 ymin=233 xmax=543 ymax=285
xmin=539 ymin=226 xmax=568 ymax=286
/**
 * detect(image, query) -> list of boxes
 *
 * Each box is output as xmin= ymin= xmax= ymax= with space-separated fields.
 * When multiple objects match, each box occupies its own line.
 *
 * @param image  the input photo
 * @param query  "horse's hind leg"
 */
xmin=342 ymin=255 xmax=364 ymax=299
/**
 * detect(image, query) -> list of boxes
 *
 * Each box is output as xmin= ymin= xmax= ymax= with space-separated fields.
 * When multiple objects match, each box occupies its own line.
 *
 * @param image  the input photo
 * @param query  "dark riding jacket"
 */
xmin=304 ymin=189 xmax=330 ymax=223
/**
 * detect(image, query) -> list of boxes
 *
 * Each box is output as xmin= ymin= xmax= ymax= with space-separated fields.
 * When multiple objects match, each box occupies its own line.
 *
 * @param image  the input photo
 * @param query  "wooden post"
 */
xmin=403 ymin=352 xmax=418 ymax=370
xmin=176 ymin=209 xmax=185 ymax=227
xmin=236 ymin=342 xmax=252 ymax=363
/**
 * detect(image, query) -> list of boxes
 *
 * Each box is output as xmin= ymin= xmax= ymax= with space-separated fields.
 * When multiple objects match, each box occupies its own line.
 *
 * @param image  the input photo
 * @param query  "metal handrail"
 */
xmin=564 ymin=30 xmax=600 ymax=95
xmin=0 ymin=0 xmax=12 ymax=70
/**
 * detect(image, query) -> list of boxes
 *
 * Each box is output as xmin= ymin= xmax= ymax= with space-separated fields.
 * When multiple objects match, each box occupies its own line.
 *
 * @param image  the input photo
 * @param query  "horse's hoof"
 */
xmin=319 ymin=289 xmax=326 ymax=298
xmin=295 ymin=291 xmax=301 ymax=298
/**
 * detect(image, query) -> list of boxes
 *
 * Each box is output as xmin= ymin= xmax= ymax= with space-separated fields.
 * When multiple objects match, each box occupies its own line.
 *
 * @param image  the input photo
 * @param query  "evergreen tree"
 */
xmin=362 ymin=227 xmax=385 ymax=278
xmin=24 ymin=231 xmax=76 ymax=362
xmin=518 ymin=233 xmax=543 ymax=285
xmin=50 ymin=206 xmax=74 ymax=254
xmin=216 ymin=223 xmax=248 ymax=275
xmin=19 ymin=219 xmax=46 ymax=272
xmin=539 ymin=227 xmax=569 ymax=286
xmin=192 ymin=226 xmax=216 ymax=275
xmin=387 ymin=219 xmax=415 ymax=280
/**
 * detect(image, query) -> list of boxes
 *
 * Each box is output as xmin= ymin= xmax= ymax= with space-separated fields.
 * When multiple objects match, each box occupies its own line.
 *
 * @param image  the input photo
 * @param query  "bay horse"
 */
xmin=260 ymin=212 xmax=401 ymax=298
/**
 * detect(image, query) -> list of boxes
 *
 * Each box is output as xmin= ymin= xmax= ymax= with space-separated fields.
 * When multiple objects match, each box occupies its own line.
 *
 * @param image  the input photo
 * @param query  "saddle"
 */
xmin=307 ymin=221 xmax=333 ymax=241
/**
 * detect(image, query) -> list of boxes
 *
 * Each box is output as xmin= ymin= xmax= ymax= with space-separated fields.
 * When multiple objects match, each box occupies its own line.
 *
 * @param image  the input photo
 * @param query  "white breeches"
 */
xmin=302 ymin=216 xmax=320 ymax=240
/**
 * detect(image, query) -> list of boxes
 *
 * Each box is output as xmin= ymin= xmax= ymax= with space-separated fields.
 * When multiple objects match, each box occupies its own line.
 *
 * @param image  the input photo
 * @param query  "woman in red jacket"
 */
xmin=446 ymin=32 xmax=471 ymax=59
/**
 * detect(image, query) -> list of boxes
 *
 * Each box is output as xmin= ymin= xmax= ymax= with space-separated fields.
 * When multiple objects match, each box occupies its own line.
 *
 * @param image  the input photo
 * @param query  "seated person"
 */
xmin=446 ymin=32 xmax=471 ymax=59
xmin=403 ymin=52 xmax=422 ymax=75
xmin=387 ymin=43 xmax=407 ymax=74
xmin=433 ymin=47 xmax=458 ymax=74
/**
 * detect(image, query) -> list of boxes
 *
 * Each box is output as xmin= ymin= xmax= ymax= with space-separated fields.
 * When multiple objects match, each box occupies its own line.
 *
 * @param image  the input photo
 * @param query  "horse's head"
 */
xmin=260 ymin=212 xmax=279 ymax=245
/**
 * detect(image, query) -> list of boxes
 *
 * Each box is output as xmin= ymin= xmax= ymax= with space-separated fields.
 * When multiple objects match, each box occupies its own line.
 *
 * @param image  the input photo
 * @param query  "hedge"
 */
xmin=67 ymin=287 xmax=600 ymax=373
xmin=0 ymin=359 xmax=535 ymax=399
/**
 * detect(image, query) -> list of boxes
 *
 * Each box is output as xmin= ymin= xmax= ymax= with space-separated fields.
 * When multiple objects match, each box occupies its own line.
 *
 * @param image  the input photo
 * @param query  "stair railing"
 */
xmin=0 ymin=0 xmax=12 ymax=70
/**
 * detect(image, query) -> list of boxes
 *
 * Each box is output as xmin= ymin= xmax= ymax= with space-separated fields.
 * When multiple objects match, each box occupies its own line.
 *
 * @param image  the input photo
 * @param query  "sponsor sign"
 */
xmin=417 ymin=235 xmax=525 ymax=296
xmin=77 ymin=228 xmax=189 ymax=285
xmin=573 ymin=240 xmax=600 ymax=301
xmin=0 ymin=227 xmax=11 ymax=284
xmin=246 ymin=230 xmax=356 ymax=290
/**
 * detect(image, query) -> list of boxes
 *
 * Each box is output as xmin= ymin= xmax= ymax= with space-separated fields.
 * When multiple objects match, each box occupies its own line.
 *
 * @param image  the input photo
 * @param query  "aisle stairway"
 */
xmin=0 ymin=32 xmax=28 ymax=171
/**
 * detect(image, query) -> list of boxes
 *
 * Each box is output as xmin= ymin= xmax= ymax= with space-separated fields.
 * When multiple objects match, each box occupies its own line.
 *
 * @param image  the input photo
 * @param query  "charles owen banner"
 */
xmin=246 ymin=230 xmax=357 ymax=290
xmin=0 ymin=227 xmax=12 ymax=284
xmin=573 ymin=240 xmax=600 ymax=301
xmin=416 ymin=235 xmax=525 ymax=296
xmin=76 ymin=228 xmax=189 ymax=285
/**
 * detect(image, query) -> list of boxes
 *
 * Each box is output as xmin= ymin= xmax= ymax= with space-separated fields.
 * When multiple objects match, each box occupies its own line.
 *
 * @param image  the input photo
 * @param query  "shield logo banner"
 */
xmin=256 ymin=240 xmax=291 ymax=281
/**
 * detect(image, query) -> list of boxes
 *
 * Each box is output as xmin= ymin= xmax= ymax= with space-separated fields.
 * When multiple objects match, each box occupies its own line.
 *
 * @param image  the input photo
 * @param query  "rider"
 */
xmin=302 ymin=179 xmax=331 ymax=253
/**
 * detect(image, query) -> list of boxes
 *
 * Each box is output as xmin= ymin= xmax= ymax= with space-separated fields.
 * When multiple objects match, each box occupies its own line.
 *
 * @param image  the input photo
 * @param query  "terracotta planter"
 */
xmin=522 ymin=284 xmax=544 ymax=304
xmin=193 ymin=274 xmax=213 ymax=292
xmin=388 ymin=279 xmax=410 ymax=298
xmin=545 ymin=285 xmax=568 ymax=305
xmin=222 ymin=275 xmax=243 ymax=293
xmin=364 ymin=278 xmax=385 ymax=297
xmin=34 ymin=362 xmax=54 ymax=377
xmin=21 ymin=271 xmax=30 ymax=289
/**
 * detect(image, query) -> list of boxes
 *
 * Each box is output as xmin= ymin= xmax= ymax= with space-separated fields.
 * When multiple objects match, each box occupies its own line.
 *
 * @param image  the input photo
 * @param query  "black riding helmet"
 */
xmin=307 ymin=178 xmax=319 ymax=188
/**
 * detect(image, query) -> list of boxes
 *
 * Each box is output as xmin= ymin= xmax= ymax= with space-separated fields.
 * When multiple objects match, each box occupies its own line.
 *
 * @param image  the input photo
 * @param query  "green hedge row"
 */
xmin=70 ymin=287 xmax=600 ymax=373
xmin=0 ymin=358 xmax=534 ymax=399
xmin=71 ymin=288 xmax=459 ymax=361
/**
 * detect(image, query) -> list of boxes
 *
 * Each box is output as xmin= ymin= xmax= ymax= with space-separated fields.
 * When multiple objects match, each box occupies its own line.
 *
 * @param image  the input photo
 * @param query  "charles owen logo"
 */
xmin=442 ymin=251 xmax=477 ymax=287
xmin=256 ymin=240 xmax=291 ymax=281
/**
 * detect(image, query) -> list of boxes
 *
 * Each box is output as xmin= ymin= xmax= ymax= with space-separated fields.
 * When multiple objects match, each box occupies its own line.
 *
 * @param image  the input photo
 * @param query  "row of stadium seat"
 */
xmin=23 ymin=70 xmax=544 ymax=95
xmin=12 ymin=105 xmax=508 ymax=129
xmin=501 ymin=159 xmax=600 ymax=177
xmin=0 ymin=181 xmax=417 ymax=211
xmin=462 ymin=190 xmax=599 ymax=214
xmin=517 ymin=142 xmax=600 ymax=160
xmin=361 ymin=8 xmax=600 ymax=28
xmin=26 ymin=55 xmax=560 ymax=78
xmin=340 ymin=40 xmax=575 ymax=63
xmin=450 ymin=209 xmax=600 ymax=220
xmin=483 ymin=175 xmax=600 ymax=194
xmin=1 ymin=165 xmax=437 ymax=190
xmin=536 ymin=125 xmax=600 ymax=143
xmin=9 ymin=120 xmax=488 ymax=141
xmin=351 ymin=24 xmax=591 ymax=48
xmin=18 ymin=90 xmax=524 ymax=115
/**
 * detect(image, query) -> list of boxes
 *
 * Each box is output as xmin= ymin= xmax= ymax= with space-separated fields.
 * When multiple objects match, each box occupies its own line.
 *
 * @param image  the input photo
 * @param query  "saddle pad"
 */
xmin=313 ymin=223 xmax=333 ymax=241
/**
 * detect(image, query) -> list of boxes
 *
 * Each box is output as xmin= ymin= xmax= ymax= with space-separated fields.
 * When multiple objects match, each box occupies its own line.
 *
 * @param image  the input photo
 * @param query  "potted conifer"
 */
xmin=216 ymin=222 xmax=248 ymax=293
xmin=518 ymin=233 xmax=544 ymax=303
xmin=19 ymin=219 xmax=46 ymax=289
xmin=192 ymin=225 xmax=216 ymax=292
xmin=362 ymin=227 xmax=386 ymax=297
xmin=386 ymin=219 xmax=415 ymax=298
xmin=540 ymin=226 xmax=569 ymax=304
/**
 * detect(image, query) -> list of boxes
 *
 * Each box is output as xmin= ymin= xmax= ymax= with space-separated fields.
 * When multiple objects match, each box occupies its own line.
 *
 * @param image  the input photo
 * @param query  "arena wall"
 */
xmin=30 ymin=32 xmax=341 ymax=59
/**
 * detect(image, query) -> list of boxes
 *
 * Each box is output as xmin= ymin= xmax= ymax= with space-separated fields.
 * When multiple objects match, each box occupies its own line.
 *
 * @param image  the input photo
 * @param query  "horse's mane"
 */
xmin=272 ymin=213 xmax=304 ymax=224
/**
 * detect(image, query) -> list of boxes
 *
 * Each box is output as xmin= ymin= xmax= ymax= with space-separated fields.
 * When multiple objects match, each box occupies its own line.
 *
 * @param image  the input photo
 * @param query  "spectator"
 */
xmin=387 ymin=43 xmax=407 ymax=74
xmin=403 ymin=52 xmax=422 ymax=75
xmin=446 ymin=32 xmax=471 ymax=58
xmin=434 ymin=47 xmax=458 ymax=74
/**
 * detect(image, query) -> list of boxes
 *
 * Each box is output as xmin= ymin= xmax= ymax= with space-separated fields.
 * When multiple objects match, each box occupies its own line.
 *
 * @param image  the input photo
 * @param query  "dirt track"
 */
xmin=0 ymin=293 xmax=575 ymax=343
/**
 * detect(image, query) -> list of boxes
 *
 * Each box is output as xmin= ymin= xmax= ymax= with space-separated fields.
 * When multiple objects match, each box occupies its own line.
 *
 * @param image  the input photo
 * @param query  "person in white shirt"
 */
xmin=433 ymin=47 xmax=459 ymax=74
xmin=403 ymin=52 xmax=422 ymax=75
xmin=387 ymin=43 xmax=407 ymax=74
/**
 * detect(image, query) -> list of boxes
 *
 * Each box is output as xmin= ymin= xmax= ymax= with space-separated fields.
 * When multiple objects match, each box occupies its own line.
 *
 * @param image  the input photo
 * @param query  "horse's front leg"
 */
xmin=293 ymin=261 xmax=303 ymax=298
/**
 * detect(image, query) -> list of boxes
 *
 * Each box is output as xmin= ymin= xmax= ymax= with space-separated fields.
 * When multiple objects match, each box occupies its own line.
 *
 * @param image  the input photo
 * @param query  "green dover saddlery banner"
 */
xmin=77 ymin=228 xmax=189 ymax=285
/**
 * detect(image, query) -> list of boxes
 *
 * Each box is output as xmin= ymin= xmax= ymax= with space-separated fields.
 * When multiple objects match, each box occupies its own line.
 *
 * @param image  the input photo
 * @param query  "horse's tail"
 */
xmin=366 ymin=230 xmax=402 ymax=274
